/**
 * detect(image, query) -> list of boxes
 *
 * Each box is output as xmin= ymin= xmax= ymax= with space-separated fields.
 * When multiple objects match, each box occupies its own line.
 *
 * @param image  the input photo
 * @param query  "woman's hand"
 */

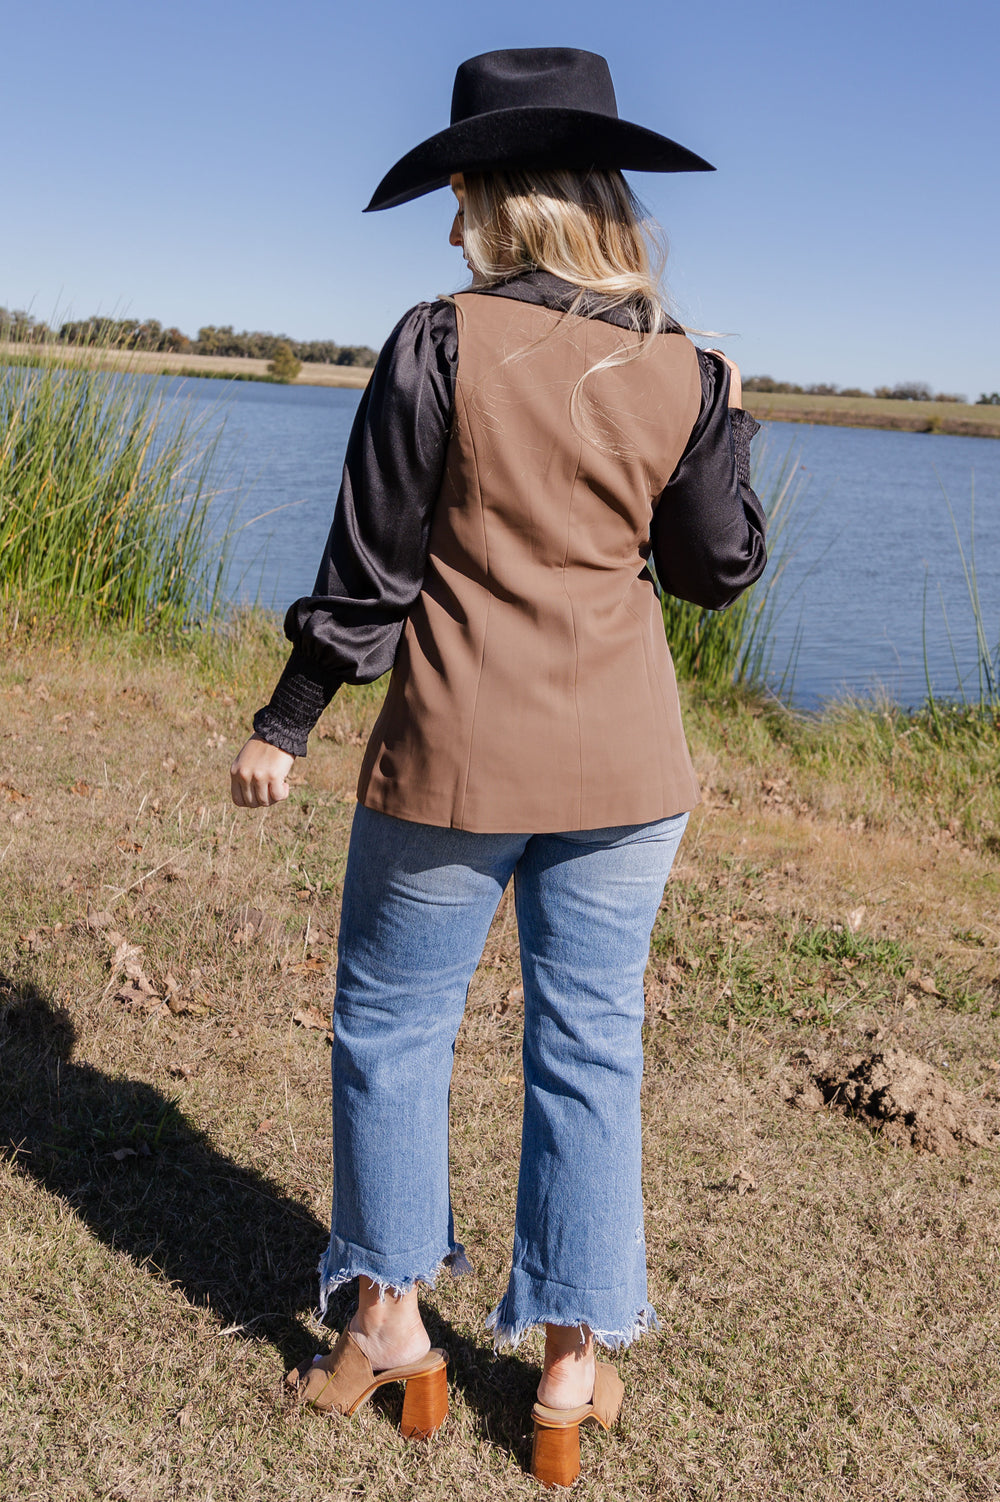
xmin=707 ymin=349 xmax=743 ymax=408
xmin=230 ymin=735 xmax=295 ymax=808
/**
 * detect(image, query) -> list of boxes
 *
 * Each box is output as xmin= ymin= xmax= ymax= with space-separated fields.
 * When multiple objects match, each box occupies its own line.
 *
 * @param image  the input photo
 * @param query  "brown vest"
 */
xmin=358 ymin=292 xmax=703 ymax=833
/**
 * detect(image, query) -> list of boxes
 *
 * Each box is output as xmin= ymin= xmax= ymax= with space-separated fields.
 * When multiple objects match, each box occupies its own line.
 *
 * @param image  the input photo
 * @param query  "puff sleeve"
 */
xmin=651 ymin=348 xmax=767 ymax=611
xmin=252 ymin=299 xmax=457 ymax=757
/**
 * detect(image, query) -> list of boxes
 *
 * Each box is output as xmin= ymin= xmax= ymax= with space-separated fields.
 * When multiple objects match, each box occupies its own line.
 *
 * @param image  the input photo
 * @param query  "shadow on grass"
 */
xmin=0 ymin=978 xmax=538 ymax=1464
xmin=0 ymin=978 xmax=326 ymax=1369
xmin=319 ymin=1278 xmax=540 ymax=1468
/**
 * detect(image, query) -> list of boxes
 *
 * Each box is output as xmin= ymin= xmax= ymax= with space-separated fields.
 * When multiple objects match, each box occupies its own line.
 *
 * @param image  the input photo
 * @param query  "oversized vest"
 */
xmin=358 ymin=291 xmax=703 ymax=833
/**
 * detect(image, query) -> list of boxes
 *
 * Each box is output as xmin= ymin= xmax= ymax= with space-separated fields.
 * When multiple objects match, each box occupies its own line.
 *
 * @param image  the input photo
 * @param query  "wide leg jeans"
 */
xmin=319 ymin=803 xmax=687 ymax=1349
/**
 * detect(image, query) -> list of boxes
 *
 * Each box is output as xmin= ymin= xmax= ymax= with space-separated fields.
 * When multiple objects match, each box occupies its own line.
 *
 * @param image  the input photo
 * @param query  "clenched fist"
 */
xmin=230 ymin=735 xmax=295 ymax=808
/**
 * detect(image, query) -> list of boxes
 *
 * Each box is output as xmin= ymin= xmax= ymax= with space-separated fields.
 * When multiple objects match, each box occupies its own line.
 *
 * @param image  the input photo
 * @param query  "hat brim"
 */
xmin=364 ymin=107 xmax=714 ymax=212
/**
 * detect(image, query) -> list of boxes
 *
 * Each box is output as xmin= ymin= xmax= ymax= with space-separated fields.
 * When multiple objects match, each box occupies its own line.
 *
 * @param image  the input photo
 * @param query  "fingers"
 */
xmin=706 ymin=349 xmax=743 ymax=407
xmin=229 ymin=769 xmax=290 ymax=808
xmin=229 ymin=737 xmax=294 ymax=808
xmin=706 ymin=347 xmax=741 ymax=375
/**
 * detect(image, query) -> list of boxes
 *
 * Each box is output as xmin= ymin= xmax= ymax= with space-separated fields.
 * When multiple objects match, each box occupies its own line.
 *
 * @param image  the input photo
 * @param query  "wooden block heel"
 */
xmin=400 ymin=1363 xmax=449 ymax=1439
xmin=530 ymin=1362 xmax=624 ymax=1486
xmin=531 ymin=1420 xmax=581 ymax=1488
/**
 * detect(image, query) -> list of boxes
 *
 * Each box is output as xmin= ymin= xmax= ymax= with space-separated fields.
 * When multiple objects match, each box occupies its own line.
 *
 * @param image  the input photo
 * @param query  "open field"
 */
xmin=743 ymin=390 xmax=1000 ymax=439
xmin=0 ymin=341 xmax=371 ymax=389
xmin=2 ymin=621 xmax=1000 ymax=1500
xmin=4 ymin=343 xmax=997 ymax=432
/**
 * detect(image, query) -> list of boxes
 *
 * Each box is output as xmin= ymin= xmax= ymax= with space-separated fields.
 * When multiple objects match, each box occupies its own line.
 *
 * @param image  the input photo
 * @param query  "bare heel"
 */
xmin=400 ymin=1364 xmax=448 ymax=1439
xmin=531 ymin=1420 xmax=581 ymax=1488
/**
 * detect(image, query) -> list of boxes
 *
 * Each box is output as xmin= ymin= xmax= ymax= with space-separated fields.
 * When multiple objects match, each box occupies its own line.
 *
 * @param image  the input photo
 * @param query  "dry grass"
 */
xmin=0 ymin=341 xmax=371 ymax=389
xmin=2 ymin=623 xmax=999 ymax=1500
xmin=743 ymin=391 xmax=1000 ymax=439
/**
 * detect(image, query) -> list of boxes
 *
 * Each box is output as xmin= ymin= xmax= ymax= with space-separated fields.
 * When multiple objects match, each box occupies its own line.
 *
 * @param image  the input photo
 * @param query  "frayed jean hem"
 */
xmin=486 ymin=1289 xmax=659 ymax=1353
xmin=317 ymin=1237 xmax=472 ymax=1317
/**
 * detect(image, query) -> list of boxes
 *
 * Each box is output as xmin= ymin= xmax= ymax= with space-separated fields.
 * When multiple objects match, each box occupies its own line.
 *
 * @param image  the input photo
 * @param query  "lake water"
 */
xmin=750 ymin=421 xmax=1000 ymax=709
xmin=165 ymin=376 xmax=1000 ymax=711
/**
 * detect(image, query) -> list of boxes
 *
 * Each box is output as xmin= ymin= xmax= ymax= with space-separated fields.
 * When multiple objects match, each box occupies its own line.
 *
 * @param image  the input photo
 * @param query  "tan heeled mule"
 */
xmin=286 ymin=1328 xmax=448 ymax=1438
xmin=530 ymin=1361 xmax=625 ymax=1487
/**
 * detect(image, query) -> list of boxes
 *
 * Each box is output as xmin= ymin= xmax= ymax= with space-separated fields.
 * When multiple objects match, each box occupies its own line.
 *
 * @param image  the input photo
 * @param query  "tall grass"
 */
xmin=659 ymin=440 xmax=807 ymax=696
xmin=0 ymin=346 xmax=226 ymax=634
xmin=923 ymin=472 xmax=999 ymax=729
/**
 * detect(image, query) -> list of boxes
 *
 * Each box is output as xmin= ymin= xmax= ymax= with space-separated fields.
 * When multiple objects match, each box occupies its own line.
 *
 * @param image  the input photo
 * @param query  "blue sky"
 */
xmin=3 ymin=0 xmax=997 ymax=395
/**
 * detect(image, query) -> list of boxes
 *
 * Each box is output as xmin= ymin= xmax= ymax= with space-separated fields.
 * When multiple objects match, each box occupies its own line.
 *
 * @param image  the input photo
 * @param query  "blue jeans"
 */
xmin=320 ymin=803 xmax=688 ymax=1350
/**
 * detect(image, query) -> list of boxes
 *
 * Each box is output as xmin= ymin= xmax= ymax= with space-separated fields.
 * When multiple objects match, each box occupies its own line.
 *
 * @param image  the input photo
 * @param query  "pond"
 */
xmin=167 ymin=376 xmax=999 ymax=711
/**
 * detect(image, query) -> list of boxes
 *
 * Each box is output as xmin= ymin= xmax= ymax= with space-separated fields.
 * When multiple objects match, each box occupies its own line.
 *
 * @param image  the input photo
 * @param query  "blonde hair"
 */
xmin=459 ymin=167 xmax=668 ymax=334
xmin=456 ymin=168 xmax=671 ymax=449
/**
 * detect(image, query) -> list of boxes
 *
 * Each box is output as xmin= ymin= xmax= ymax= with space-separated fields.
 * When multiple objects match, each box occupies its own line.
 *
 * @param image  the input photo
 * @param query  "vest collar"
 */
xmin=464 ymin=268 xmax=684 ymax=334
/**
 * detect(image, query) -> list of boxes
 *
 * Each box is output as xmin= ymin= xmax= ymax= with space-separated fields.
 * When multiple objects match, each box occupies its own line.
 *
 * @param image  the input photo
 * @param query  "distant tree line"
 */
xmin=4 ymin=307 xmax=994 ymax=395
xmin=193 ymin=326 xmax=377 ymax=367
xmin=0 ymin=307 xmax=379 ymax=368
xmin=743 ymin=376 xmax=972 ymax=404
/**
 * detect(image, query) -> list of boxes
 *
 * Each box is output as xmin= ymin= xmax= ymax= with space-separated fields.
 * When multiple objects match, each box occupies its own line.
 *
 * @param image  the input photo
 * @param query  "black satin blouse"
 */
xmin=255 ymin=271 xmax=765 ymax=758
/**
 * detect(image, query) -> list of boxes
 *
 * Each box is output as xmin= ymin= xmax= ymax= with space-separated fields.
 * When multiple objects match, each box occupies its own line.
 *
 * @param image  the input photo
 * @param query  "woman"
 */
xmin=231 ymin=48 xmax=765 ymax=1487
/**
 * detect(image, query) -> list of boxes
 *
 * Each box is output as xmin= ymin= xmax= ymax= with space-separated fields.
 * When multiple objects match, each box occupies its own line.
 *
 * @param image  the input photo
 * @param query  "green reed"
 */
xmin=659 ymin=440 xmax=807 ymax=696
xmin=923 ymin=472 xmax=999 ymax=731
xmin=0 ymin=345 xmax=227 ymax=634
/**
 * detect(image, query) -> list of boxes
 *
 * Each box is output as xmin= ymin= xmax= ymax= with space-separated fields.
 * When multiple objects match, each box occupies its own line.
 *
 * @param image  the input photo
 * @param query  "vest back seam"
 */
xmin=560 ymin=319 xmax=589 ymax=828
xmin=452 ymin=376 xmax=491 ymax=830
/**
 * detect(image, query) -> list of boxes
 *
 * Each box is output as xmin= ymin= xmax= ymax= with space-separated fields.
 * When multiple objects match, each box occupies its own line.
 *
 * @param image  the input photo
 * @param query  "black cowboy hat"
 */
xmin=365 ymin=48 xmax=714 ymax=212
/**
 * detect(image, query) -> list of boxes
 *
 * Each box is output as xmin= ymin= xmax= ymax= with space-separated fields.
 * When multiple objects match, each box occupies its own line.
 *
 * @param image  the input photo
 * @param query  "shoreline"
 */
xmin=4 ymin=342 xmax=998 ymax=432
xmin=743 ymin=390 xmax=1000 ymax=440
xmin=0 ymin=341 xmax=372 ymax=389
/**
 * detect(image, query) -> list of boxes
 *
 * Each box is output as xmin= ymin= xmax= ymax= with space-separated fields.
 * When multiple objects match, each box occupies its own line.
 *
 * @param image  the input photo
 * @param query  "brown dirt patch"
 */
xmin=787 ymin=1046 xmax=998 ymax=1156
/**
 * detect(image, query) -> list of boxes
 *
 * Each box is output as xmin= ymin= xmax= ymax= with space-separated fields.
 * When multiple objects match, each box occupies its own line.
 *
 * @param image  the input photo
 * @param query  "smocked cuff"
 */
xmin=730 ymin=407 xmax=762 ymax=487
xmin=252 ymin=648 xmax=341 ymax=759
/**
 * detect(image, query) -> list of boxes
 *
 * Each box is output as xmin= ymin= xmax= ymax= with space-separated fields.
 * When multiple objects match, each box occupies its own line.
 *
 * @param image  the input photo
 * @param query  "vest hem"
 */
xmin=356 ymin=782 xmax=701 ymax=836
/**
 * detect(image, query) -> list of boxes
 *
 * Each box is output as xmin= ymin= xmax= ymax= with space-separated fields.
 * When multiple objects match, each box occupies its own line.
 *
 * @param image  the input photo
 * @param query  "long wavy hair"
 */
xmin=455 ymin=167 xmax=671 ymax=447
xmin=458 ymin=166 xmax=669 ymax=334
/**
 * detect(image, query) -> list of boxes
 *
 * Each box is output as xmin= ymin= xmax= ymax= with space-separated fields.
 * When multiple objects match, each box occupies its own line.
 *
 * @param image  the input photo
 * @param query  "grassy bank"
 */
xmin=0 ymin=341 xmax=372 ymax=390
xmin=2 ymin=618 xmax=999 ymax=1500
xmin=7 ymin=346 xmax=996 ymax=432
xmin=744 ymin=390 xmax=1000 ymax=439
xmin=0 ymin=355 xmax=225 ymax=632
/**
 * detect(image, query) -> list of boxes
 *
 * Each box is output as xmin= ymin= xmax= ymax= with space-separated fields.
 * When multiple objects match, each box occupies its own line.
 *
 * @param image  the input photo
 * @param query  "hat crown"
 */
xmin=450 ymin=48 xmax=619 ymax=126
